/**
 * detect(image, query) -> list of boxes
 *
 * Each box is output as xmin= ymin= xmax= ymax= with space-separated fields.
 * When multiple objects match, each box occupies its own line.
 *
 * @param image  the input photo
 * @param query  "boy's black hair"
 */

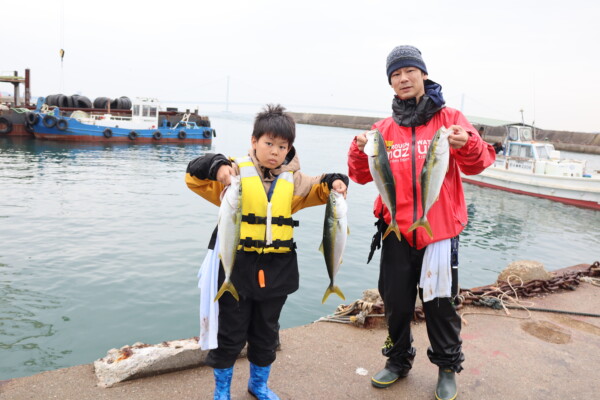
xmin=252 ymin=104 xmax=295 ymax=146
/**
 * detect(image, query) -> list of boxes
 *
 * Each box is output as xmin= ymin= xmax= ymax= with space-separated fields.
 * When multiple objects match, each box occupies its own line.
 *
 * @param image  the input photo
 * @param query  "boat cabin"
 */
xmin=90 ymin=97 xmax=166 ymax=130
xmin=131 ymin=98 xmax=159 ymax=126
xmin=495 ymin=124 xmax=587 ymax=177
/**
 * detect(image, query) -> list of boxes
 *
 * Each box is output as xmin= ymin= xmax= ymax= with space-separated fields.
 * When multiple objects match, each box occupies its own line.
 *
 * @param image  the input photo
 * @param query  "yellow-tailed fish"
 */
xmin=214 ymin=175 xmax=241 ymax=301
xmin=319 ymin=191 xmax=348 ymax=303
xmin=364 ymin=129 xmax=401 ymax=241
xmin=408 ymin=127 xmax=451 ymax=238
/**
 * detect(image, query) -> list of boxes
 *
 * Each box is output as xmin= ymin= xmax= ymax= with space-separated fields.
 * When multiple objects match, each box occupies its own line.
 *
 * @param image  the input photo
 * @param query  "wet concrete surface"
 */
xmin=1 ymin=281 xmax=599 ymax=399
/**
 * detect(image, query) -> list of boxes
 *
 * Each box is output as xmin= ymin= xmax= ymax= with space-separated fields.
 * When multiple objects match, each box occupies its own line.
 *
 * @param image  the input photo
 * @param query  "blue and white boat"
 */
xmin=462 ymin=124 xmax=600 ymax=210
xmin=31 ymin=97 xmax=215 ymax=144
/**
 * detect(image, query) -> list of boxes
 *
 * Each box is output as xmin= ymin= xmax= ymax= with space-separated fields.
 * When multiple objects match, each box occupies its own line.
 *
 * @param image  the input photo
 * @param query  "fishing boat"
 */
xmin=30 ymin=96 xmax=215 ymax=144
xmin=462 ymin=124 xmax=600 ymax=210
xmin=0 ymin=107 xmax=35 ymax=136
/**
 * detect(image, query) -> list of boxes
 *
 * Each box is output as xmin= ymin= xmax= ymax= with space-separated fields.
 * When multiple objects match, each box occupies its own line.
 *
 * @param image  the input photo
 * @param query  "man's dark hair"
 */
xmin=252 ymin=104 xmax=295 ymax=146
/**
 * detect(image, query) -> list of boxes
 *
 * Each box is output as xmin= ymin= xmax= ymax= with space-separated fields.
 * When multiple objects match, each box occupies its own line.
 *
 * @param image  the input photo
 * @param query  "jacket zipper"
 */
xmin=411 ymin=126 xmax=418 ymax=248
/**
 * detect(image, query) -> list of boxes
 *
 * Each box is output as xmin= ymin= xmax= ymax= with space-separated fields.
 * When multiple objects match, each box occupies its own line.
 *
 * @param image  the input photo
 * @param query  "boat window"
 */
xmin=521 ymin=128 xmax=532 ymax=140
xmin=133 ymin=105 xmax=140 ymax=116
xmin=150 ymin=107 xmax=157 ymax=117
xmin=509 ymin=144 xmax=533 ymax=158
xmin=142 ymin=105 xmax=150 ymax=117
xmin=508 ymin=126 xmax=518 ymax=141
xmin=536 ymin=145 xmax=549 ymax=159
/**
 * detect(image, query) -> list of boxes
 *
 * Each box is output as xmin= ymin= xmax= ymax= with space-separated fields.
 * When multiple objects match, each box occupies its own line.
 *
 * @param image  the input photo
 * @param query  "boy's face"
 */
xmin=252 ymin=133 xmax=290 ymax=169
xmin=390 ymin=67 xmax=428 ymax=100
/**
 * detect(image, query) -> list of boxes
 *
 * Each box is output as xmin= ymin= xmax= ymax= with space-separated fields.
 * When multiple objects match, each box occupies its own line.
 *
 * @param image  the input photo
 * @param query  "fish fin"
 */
xmin=321 ymin=285 xmax=345 ymax=304
xmin=407 ymin=220 xmax=418 ymax=233
xmin=214 ymin=280 xmax=239 ymax=302
xmin=318 ymin=242 xmax=324 ymax=253
xmin=423 ymin=220 xmax=433 ymax=238
xmin=382 ymin=221 xmax=402 ymax=241
xmin=407 ymin=218 xmax=433 ymax=239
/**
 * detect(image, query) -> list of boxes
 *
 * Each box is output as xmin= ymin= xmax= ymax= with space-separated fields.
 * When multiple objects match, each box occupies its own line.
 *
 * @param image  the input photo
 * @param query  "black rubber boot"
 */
xmin=371 ymin=367 xmax=409 ymax=388
xmin=435 ymin=368 xmax=457 ymax=400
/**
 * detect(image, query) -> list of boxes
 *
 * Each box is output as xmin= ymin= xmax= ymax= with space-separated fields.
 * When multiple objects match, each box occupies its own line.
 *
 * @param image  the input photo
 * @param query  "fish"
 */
xmin=319 ymin=191 xmax=348 ymax=303
xmin=408 ymin=127 xmax=451 ymax=238
xmin=214 ymin=175 xmax=242 ymax=302
xmin=364 ymin=129 xmax=401 ymax=241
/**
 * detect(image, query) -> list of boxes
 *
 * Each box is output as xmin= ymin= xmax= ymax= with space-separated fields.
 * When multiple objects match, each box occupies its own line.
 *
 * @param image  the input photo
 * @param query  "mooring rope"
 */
xmin=318 ymin=261 xmax=600 ymax=326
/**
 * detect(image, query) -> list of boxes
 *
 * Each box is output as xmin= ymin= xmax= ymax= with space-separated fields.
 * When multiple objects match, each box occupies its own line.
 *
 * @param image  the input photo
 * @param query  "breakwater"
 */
xmin=288 ymin=112 xmax=600 ymax=155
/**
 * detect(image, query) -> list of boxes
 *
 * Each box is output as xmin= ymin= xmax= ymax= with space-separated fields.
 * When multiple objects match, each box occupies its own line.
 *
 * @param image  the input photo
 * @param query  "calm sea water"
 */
xmin=1 ymin=112 xmax=599 ymax=380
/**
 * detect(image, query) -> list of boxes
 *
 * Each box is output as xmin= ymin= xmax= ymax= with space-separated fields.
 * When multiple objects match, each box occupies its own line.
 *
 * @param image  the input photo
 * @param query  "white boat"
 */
xmin=462 ymin=124 xmax=600 ymax=210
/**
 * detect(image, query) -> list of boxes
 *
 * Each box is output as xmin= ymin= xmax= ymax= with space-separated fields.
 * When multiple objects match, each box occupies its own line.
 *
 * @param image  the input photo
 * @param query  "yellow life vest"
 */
xmin=236 ymin=156 xmax=297 ymax=253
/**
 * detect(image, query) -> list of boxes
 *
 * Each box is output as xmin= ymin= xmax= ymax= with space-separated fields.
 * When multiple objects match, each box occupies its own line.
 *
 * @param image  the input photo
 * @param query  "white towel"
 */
xmin=419 ymin=238 xmax=452 ymax=303
xmin=197 ymin=234 xmax=220 ymax=350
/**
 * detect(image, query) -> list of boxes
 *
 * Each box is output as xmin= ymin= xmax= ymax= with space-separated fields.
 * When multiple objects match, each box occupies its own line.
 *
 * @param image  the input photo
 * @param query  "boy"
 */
xmin=186 ymin=104 xmax=348 ymax=400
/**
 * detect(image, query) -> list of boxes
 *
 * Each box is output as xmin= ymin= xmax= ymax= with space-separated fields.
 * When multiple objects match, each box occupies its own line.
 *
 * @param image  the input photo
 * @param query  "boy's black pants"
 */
xmin=205 ymin=291 xmax=287 ymax=369
xmin=205 ymin=250 xmax=297 ymax=369
xmin=378 ymin=233 xmax=464 ymax=374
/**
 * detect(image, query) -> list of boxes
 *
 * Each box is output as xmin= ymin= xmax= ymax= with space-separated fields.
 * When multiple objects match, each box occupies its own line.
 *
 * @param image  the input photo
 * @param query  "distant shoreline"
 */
xmin=288 ymin=112 xmax=600 ymax=155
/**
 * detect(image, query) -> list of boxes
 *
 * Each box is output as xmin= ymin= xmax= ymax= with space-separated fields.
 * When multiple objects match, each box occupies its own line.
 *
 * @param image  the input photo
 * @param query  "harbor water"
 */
xmin=1 ymin=111 xmax=600 ymax=380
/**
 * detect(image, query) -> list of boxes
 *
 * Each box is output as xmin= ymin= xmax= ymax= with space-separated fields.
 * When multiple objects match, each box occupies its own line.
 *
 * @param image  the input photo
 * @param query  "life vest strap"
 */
xmin=241 ymin=213 xmax=299 ymax=227
xmin=240 ymin=237 xmax=296 ymax=250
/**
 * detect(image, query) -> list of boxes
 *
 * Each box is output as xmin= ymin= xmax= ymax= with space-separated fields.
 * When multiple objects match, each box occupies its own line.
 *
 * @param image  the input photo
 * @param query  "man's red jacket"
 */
xmin=347 ymin=107 xmax=496 ymax=249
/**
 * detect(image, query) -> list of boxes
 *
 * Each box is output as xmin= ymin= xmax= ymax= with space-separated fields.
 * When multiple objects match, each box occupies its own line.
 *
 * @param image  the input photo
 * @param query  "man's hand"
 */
xmin=355 ymin=132 xmax=368 ymax=152
xmin=448 ymin=125 xmax=470 ymax=149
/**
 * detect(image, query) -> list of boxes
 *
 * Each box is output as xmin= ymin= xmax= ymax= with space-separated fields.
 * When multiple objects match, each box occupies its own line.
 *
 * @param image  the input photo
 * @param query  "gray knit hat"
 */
xmin=386 ymin=45 xmax=428 ymax=83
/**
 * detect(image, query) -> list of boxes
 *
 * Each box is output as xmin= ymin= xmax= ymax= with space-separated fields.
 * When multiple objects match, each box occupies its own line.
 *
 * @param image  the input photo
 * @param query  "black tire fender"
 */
xmin=93 ymin=97 xmax=110 ymax=109
xmin=76 ymin=96 xmax=93 ymax=108
xmin=24 ymin=122 xmax=34 ymax=134
xmin=103 ymin=128 xmax=113 ymax=138
xmin=178 ymin=130 xmax=187 ymax=139
xmin=45 ymin=94 xmax=58 ymax=106
xmin=0 ymin=117 xmax=13 ymax=134
xmin=152 ymin=131 xmax=162 ymax=140
xmin=203 ymin=129 xmax=211 ymax=138
xmin=128 ymin=131 xmax=138 ymax=140
xmin=26 ymin=112 xmax=39 ymax=125
xmin=42 ymin=115 xmax=57 ymax=128
xmin=56 ymin=119 xmax=68 ymax=131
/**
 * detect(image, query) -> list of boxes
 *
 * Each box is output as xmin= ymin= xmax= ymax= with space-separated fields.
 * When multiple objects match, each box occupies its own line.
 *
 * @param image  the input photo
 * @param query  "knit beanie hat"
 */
xmin=386 ymin=45 xmax=428 ymax=83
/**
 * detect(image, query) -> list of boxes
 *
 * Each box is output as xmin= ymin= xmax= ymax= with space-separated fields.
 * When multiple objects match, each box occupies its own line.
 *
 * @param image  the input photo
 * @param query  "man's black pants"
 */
xmin=378 ymin=233 xmax=464 ymax=374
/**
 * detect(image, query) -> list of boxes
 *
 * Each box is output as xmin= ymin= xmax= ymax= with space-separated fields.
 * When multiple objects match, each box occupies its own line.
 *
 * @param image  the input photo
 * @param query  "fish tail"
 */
xmin=407 ymin=217 xmax=433 ymax=238
xmin=214 ymin=280 xmax=239 ymax=302
xmin=321 ymin=284 xmax=345 ymax=304
xmin=382 ymin=220 xmax=402 ymax=241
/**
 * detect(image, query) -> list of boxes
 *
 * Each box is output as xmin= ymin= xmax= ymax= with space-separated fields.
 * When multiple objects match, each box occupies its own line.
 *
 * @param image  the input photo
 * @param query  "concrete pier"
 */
xmin=1 ymin=265 xmax=599 ymax=400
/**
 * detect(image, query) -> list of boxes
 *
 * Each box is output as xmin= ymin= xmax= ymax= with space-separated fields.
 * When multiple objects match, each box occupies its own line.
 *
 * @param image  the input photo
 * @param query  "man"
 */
xmin=347 ymin=45 xmax=495 ymax=400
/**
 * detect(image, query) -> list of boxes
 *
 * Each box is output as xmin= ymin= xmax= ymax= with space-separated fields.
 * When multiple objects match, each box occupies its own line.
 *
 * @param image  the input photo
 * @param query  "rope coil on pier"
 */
xmin=317 ymin=261 xmax=600 ymax=326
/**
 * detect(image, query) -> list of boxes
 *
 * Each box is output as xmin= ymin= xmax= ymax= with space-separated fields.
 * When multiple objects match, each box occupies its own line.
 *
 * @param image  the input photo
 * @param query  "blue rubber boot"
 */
xmin=213 ymin=367 xmax=233 ymax=400
xmin=248 ymin=362 xmax=280 ymax=400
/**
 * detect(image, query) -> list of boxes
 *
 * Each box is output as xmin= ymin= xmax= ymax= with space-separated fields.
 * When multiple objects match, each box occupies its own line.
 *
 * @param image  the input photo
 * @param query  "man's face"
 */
xmin=390 ymin=67 xmax=428 ymax=100
xmin=252 ymin=133 xmax=290 ymax=169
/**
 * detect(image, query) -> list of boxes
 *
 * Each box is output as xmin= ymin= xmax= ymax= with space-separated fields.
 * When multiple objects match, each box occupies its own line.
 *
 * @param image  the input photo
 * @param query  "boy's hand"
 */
xmin=355 ymin=132 xmax=368 ymax=152
xmin=216 ymin=165 xmax=235 ymax=186
xmin=332 ymin=179 xmax=348 ymax=198
xmin=448 ymin=125 xmax=469 ymax=149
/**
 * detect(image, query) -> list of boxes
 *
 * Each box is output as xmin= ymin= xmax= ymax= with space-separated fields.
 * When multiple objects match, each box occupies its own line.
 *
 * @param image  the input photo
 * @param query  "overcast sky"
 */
xmin=2 ymin=0 xmax=599 ymax=132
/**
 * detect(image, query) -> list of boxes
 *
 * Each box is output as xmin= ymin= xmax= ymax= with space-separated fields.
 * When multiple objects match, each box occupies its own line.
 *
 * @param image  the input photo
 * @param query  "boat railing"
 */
xmin=174 ymin=112 xmax=191 ymax=129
